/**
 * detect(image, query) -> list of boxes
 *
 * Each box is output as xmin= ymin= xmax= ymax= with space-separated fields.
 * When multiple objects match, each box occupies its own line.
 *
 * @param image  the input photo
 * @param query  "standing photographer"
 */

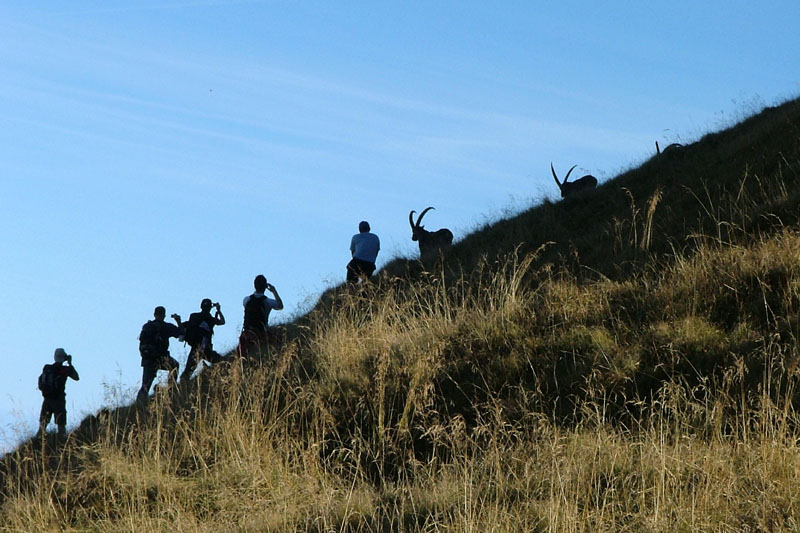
xmin=37 ymin=348 xmax=80 ymax=437
xmin=238 ymin=274 xmax=284 ymax=359
xmin=137 ymin=306 xmax=183 ymax=403
xmin=180 ymin=298 xmax=226 ymax=381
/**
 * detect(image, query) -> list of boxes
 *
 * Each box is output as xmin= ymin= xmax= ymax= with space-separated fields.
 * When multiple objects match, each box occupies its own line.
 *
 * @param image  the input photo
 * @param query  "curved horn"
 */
xmin=416 ymin=206 xmax=435 ymax=227
xmin=551 ymin=162 xmax=561 ymax=186
xmin=409 ymin=210 xmax=417 ymax=229
xmin=563 ymin=165 xmax=578 ymax=183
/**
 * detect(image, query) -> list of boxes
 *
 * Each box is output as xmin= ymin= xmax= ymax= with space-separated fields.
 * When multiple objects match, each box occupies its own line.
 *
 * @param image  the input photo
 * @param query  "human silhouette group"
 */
xmin=37 ymin=222 xmax=381 ymax=437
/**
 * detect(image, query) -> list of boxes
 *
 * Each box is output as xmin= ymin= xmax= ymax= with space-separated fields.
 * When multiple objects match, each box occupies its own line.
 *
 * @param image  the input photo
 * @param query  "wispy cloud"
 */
xmin=53 ymin=0 xmax=265 ymax=16
xmin=1 ymin=8 xmax=649 ymax=165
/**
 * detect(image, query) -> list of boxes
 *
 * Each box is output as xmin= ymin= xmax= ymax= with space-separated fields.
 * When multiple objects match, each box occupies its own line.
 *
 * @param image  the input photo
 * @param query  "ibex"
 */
xmin=551 ymin=162 xmax=598 ymax=198
xmin=409 ymin=207 xmax=453 ymax=258
xmin=655 ymin=141 xmax=683 ymax=154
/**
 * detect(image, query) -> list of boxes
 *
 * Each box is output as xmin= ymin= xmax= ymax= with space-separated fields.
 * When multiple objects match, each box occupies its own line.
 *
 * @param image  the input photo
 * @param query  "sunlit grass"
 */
xmin=2 ymin=97 xmax=800 ymax=531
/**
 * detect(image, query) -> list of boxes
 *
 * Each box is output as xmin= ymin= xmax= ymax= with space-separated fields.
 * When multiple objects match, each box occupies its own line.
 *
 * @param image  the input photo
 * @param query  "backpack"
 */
xmin=243 ymin=294 xmax=268 ymax=331
xmin=38 ymin=364 xmax=61 ymax=397
xmin=182 ymin=313 xmax=210 ymax=348
xmin=139 ymin=320 xmax=164 ymax=358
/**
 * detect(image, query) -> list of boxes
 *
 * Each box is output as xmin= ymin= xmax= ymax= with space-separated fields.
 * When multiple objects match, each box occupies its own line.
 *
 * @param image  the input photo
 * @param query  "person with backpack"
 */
xmin=37 ymin=348 xmax=80 ymax=437
xmin=237 ymin=274 xmax=284 ymax=359
xmin=179 ymin=298 xmax=226 ymax=382
xmin=137 ymin=306 xmax=183 ymax=403
xmin=347 ymin=220 xmax=380 ymax=285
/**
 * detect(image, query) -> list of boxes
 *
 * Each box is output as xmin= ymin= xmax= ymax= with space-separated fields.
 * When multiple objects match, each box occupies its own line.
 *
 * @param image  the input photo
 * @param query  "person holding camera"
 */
xmin=238 ymin=274 xmax=284 ymax=359
xmin=180 ymin=298 xmax=226 ymax=381
xmin=37 ymin=348 xmax=80 ymax=437
xmin=136 ymin=306 xmax=183 ymax=403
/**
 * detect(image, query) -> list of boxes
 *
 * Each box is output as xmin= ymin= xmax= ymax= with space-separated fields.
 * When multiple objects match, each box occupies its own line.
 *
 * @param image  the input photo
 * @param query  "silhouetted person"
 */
xmin=137 ymin=306 xmax=183 ymax=403
xmin=37 ymin=348 xmax=79 ymax=437
xmin=180 ymin=298 xmax=226 ymax=381
xmin=347 ymin=220 xmax=380 ymax=284
xmin=238 ymin=274 xmax=284 ymax=359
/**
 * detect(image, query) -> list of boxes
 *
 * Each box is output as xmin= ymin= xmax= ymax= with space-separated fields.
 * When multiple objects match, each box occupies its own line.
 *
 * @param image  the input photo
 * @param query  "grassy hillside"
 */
xmin=2 ymin=97 xmax=800 ymax=531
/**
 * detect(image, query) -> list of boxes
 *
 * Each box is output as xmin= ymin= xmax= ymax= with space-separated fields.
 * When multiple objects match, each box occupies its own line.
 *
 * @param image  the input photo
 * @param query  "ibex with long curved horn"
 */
xmin=655 ymin=141 xmax=683 ymax=154
xmin=409 ymin=207 xmax=453 ymax=258
xmin=551 ymin=162 xmax=597 ymax=198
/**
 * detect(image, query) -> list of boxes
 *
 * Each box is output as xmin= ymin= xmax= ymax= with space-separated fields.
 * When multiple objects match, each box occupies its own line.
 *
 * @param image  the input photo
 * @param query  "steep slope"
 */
xmin=384 ymin=98 xmax=800 ymax=283
xmin=2 ymin=97 xmax=800 ymax=531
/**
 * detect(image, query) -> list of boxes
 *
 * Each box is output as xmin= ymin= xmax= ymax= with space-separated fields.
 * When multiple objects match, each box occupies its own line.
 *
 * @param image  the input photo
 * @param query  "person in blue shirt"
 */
xmin=347 ymin=220 xmax=380 ymax=284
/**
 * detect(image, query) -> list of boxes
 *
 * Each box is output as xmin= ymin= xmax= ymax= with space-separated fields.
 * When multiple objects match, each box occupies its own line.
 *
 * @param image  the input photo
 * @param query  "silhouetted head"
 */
xmin=359 ymin=220 xmax=370 ymax=233
xmin=153 ymin=306 xmax=166 ymax=319
xmin=254 ymin=274 xmax=268 ymax=292
xmin=201 ymin=298 xmax=213 ymax=312
xmin=54 ymin=348 xmax=69 ymax=363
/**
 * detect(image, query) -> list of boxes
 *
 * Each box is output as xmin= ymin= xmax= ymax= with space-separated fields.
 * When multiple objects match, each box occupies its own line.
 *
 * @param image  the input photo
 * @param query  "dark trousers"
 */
xmin=238 ymin=329 xmax=268 ymax=360
xmin=137 ymin=355 xmax=179 ymax=402
xmin=347 ymin=258 xmax=376 ymax=284
xmin=237 ymin=328 xmax=283 ymax=361
xmin=39 ymin=396 xmax=67 ymax=436
xmin=180 ymin=344 xmax=225 ymax=381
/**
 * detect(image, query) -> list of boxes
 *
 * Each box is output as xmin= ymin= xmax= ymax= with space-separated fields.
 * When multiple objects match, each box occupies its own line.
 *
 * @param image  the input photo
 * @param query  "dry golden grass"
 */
xmin=6 ymin=229 xmax=800 ymax=531
xmin=3 ymin=98 xmax=800 ymax=531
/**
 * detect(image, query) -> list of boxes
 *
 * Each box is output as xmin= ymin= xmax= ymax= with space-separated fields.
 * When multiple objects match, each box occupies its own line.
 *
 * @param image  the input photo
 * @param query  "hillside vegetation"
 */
xmin=3 ymin=98 xmax=800 ymax=531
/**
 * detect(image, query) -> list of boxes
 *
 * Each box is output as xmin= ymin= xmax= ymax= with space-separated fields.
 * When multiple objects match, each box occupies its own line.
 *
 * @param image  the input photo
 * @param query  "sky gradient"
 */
xmin=1 ymin=0 xmax=798 ymax=452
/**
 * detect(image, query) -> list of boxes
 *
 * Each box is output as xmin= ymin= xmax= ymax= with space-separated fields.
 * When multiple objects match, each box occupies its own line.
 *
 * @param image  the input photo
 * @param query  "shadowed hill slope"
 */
xmin=392 ymin=98 xmax=800 ymax=282
xmin=3 ymin=97 xmax=800 ymax=531
xmin=302 ymin=97 xmax=800 ymax=329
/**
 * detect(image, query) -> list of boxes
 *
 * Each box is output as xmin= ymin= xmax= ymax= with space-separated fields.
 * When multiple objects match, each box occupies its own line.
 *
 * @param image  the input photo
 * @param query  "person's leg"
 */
xmin=258 ymin=330 xmax=273 ymax=362
xmin=165 ymin=356 xmax=179 ymax=385
xmin=346 ymin=259 xmax=360 ymax=284
xmin=181 ymin=347 xmax=199 ymax=381
xmin=237 ymin=330 xmax=254 ymax=359
xmin=355 ymin=259 xmax=375 ymax=282
xmin=38 ymin=400 xmax=52 ymax=437
xmin=54 ymin=410 xmax=67 ymax=437
xmin=137 ymin=363 xmax=158 ymax=402
xmin=348 ymin=259 xmax=374 ymax=284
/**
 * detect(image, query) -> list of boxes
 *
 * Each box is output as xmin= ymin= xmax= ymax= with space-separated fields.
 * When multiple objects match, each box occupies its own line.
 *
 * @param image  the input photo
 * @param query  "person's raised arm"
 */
xmin=66 ymin=357 xmax=80 ymax=381
xmin=214 ymin=303 xmax=226 ymax=326
xmin=167 ymin=315 xmax=183 ymax=338
xmin=267 ymin=283 xmax=284 ymax=310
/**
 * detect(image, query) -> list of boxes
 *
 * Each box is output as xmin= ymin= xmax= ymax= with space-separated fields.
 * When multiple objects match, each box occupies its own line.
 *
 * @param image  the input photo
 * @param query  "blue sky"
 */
xmin=1 ymin=0 xmax=798 ymax=452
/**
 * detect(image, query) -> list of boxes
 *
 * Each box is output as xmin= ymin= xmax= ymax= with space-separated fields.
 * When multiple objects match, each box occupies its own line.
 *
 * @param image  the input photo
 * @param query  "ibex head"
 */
xmin=409 ymin=207 xmax=435 ymax=241
xmin=655 ymin=141 xmax=683 ymax=155
xmin=409 ymin=207 xmax=453 ymax=258
xmin=551 ymin=162 xmax=598 ymax=198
